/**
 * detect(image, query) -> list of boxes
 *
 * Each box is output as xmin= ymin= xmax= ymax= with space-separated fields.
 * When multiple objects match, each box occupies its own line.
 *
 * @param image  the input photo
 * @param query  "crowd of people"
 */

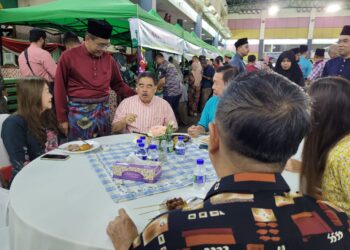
xmin=1 ymin=18 xmax=350 ymax=249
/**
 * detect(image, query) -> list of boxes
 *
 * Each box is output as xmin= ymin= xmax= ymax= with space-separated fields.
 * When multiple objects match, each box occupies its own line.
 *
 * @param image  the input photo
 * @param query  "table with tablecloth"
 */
xmin=8 ymin=134 xmax=301 ymax=250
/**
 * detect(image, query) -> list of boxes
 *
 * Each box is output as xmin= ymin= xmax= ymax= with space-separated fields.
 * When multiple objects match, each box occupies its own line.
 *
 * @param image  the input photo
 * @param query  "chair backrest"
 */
xmin=0 ymin=187 xmax=9 ymax=227
xmin=0 ymin=114 xmax=10 ymax=167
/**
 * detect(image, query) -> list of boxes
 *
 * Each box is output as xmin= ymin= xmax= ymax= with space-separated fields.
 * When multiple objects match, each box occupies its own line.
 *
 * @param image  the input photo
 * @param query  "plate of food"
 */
xmin=58 ymin=140 xmax=100 ymax=154
xmin=171 ymin=133 xmax=191 ymax=143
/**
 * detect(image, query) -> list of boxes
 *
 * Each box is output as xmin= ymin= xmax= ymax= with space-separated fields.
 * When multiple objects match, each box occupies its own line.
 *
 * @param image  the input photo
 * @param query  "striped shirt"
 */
xmin=113 ymin=95 xmax=178 ymax=133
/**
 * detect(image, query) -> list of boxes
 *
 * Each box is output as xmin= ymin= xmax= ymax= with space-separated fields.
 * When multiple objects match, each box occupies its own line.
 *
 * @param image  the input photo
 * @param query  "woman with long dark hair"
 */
xmin=1 ymin=77 xmax=59 ymax=182
xmin=275 ymin=50 xmax=304 ymax=87
xmin=301 ymin=77 xmax=350 ymax=215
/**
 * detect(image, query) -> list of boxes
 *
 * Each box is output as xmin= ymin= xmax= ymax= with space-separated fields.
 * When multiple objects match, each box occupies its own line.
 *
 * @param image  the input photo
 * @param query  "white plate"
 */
xmin=58 ymin=140 xmax=100 ymax=154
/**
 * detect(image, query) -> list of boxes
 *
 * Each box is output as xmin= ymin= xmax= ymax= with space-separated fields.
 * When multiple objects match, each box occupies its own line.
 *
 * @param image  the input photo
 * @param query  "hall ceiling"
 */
xmin=226 ymin=0 xmax=350 ymax=14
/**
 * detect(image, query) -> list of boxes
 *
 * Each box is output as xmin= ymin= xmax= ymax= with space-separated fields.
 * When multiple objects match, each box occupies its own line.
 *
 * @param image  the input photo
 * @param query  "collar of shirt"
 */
xmin=234 ymin=53 xmax=243 ymax=60
xmin=136 ymin=95 xmax=156 ymax=106
xmin=205 ymin=172 xmax=290 ymax=200
xmin=314 ymin=59 xmax=324 ymax=65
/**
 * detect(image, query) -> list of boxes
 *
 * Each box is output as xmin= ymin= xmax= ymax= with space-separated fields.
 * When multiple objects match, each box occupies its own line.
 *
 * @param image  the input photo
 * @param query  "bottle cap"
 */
xmin=149 ymin=144 xmax=157 ymax=150
xmin=197 ymin=159 xmax=204 ymax=164
xmin=138 ymin=143 xmax=145 ymax=147
xmin=178 ymin=136 xmax=184 ymax=141
xmin=140 ymin=136 xmax=146 ymax=140
xmin=136 ymin=139 xmax=142 ymax=144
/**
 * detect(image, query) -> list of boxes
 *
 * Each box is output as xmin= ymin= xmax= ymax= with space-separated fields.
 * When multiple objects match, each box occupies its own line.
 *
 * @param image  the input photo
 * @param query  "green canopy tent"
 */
xmin=0 ymin=0 xmax=183 ymax=47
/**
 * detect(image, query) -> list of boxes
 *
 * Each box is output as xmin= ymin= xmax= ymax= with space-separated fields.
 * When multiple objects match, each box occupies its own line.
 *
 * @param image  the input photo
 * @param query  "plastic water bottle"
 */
xmin=147 ymin=144 xmax=159 ymax=161
xmin=140 ymin=136 xmax=147 ymax=146
xmin=193 ymin=158 xmax=206 ymax=196
xmin=135 ymin=139 xmax=142 ymax=154
xmin=136 ymin=143 xmax=147 ymax=160
xmin=175 ymin=136 xmax=186 ymax=161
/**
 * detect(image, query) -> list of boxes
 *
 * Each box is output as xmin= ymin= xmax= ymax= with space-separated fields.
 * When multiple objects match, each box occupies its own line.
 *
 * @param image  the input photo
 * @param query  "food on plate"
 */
xmin=165 ymin=197 xmax=187 ymax=211
xmin=79 ymin=143 xmax=93 ymax=151
xmin=66 ymin=143 xmax=92 ymax=152
xmin=172 ymin=134 xmax=190 ymax=145
xmin=67 ymin=144 xmax=80 ymax=152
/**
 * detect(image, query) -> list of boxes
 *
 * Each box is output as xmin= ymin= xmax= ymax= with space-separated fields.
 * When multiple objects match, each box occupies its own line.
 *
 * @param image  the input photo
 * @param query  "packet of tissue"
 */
xmin=112 ymin=153 xmax=161 ymax=183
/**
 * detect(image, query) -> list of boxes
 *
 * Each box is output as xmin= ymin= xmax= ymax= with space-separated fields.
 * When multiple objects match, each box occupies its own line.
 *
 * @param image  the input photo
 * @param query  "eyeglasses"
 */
xmin=94 ymin=42 xmax=110 ymax=49
xmin=338 ymin=39 xmax=349 ymax=45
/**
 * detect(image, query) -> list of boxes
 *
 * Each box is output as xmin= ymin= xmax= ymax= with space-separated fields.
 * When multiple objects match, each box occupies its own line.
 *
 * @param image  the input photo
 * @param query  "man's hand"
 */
xmin=59 ymin=122 xmax=69 ymax=136
xmin=107 ymin=209 xmax=138 ymax=250
xmin=124 ymin=114 xmax=137 ymax=125
xmin=188 ymin=125 xmax=202 ymax=138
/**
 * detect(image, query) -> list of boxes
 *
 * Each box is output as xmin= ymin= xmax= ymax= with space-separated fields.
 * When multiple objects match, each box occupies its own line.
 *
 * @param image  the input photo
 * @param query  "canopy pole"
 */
xmin=0 ymin=31 xmax=3 ymax=65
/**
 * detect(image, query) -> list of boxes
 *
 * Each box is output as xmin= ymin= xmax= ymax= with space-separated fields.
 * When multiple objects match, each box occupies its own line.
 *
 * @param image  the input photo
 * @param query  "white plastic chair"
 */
xmin=0 ymin=114 xmax=11 ymax=167
xmin=0 ymin=187 xmax=10 ymax=250
xmin=0 ymin=187 xmax=9 ymax=227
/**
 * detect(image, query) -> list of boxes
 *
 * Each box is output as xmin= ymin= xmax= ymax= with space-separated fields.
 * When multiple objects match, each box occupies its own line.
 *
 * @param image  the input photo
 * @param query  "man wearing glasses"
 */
xmin=322 ymin=25 xmax=350 ymax=81
xmin=54 ymin=19 xmax=135 ymax=140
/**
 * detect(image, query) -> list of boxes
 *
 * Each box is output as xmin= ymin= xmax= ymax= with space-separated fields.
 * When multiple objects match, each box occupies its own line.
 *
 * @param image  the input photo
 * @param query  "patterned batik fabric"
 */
xmin=322 ymin=134 xmax=350 ymax=216
xmin=132 ymin=172 xmax=350 ymax=250
xmin=68 ymin=99 xmax=110 ymax=141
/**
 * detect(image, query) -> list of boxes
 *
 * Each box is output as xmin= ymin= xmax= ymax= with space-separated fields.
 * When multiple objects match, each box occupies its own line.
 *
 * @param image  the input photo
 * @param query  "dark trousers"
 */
xmin=164 ymin=94 xmax=181 ymax=116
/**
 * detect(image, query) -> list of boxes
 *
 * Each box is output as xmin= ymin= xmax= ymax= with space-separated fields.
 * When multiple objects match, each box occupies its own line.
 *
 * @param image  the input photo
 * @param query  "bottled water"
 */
xmin=135 ymin=139 xmax=142 ymax=154
xmin=193 ymin=158 xmax=206 ymax=196
xmin=175 ymin=136 xmax=186 ymax=161
xmin=140 ymin=136 xmax=147 ymax=147
xmin=136 ymin=143 xmax=147 ymax=160
xmin=147 ymin=144 xmax=159 ymax=161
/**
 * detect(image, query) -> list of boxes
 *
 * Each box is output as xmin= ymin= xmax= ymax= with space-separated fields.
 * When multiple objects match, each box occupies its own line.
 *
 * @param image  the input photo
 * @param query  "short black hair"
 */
xmin=155 ymin=52 xmax=164 ymax=58
xmin=248 ymin=55 xmax=256 ymax=63
xmin=62 ymin=31 xmax=80 ymax=46
xmin=216 ymin=71 xmax=310 ymax=165
xmin=215 ymin=56 xmax=223 ymax=64
xmin=137 ymin=71 xmax=157 ymax=86
xmin=299 ymin=45 xmax=308 ymax=54
xmin=216 ymin=64 xmax=239 ymax=85
xmin=168 ymin=56 xmax=173 ymax=63
xmin=29 ymin=28 xmax=46 ymax=43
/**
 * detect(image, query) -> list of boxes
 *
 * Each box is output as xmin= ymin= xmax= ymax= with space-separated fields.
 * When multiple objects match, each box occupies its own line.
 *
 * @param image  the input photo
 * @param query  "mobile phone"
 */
xmin=40 ymin=154 xmax=70 ymax=160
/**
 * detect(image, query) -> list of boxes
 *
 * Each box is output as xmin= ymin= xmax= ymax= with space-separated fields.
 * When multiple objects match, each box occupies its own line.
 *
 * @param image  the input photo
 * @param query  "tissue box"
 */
xmin=112 ymin=161 xmax=161 ymax=183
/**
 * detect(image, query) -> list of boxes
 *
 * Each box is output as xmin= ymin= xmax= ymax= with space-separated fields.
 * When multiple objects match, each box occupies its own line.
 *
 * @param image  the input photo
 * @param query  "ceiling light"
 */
xmin=325 ymin=3 xmax=341 ymax=13
xmin=268 ymin=5 xmax=279 ymax=16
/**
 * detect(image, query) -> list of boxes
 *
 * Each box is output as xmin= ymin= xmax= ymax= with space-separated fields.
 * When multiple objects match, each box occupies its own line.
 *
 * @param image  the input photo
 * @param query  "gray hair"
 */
xmin=216 ymin=70 xmax=310 ymax=165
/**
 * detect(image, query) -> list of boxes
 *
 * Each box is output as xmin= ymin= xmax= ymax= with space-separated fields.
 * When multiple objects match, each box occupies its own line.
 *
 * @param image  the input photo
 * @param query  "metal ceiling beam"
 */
xmin=227 ymin=0 xmax=350 ymax=14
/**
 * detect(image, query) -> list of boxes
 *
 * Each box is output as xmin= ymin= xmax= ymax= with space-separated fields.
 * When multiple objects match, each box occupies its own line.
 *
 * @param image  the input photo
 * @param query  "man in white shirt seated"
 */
xmin=112 ymin=72 xmax=178 ymax=134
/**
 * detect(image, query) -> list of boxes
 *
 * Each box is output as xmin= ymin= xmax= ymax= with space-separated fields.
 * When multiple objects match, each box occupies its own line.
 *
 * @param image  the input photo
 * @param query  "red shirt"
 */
xmin=54 ymin=44 xmax=135 ymax=123
xmin=246 ymin=64 xmax=258 ymax=72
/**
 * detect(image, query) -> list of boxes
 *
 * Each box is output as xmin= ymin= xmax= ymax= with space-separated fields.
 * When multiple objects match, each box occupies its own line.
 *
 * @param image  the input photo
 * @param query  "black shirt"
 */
xmin=132 ymin=172 xmax=350 ymax=249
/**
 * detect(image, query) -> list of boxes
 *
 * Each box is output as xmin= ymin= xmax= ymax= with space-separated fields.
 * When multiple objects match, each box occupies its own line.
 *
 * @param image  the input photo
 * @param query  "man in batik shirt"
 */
xmin=107 ymin=71 xmax=350 ymax=250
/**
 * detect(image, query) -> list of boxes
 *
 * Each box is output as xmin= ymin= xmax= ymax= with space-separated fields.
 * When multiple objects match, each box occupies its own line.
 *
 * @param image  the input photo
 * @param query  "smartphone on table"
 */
xmin=40 ymin=154 xmax=70 ymax=161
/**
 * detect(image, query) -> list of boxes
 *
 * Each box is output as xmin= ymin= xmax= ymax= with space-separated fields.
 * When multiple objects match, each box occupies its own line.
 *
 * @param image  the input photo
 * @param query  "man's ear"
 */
xmin=208 ymin=123 xmax=219 ymax=155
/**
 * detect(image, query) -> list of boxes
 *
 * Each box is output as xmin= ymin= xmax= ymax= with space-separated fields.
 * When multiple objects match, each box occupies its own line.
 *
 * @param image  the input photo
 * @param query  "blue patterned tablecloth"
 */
xmin=86 ymin=142 xmax=217 ymax=203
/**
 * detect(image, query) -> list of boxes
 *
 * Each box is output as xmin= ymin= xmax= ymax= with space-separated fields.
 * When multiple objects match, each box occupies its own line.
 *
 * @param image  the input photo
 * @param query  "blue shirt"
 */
xmin=298 ymin=55 xmax=313 ymax=79
xmin=198 ymin=95 xmax=219 ymax=130
xmin=229 ymin=53 xmax=246 ymax=74
xmin=322 ymin=57 xmax=350 ymax=81
xmin=201 ymin=65 xmax=215 ymax=89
